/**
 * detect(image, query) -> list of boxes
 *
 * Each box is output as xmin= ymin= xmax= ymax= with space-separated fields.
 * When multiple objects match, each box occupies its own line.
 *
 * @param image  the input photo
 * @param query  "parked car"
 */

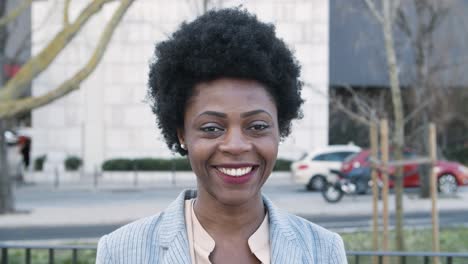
xmin=341 ymin=149 xmax=468 ymax=194
xmin=4 ymin=130 xmax=18 ymax=146
xmin=290 ymin=144 xmax=361 ymax=190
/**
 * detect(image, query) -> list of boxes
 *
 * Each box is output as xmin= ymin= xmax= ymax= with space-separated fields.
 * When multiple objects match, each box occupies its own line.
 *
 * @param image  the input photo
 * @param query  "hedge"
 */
xmin=65 ymin=156 xmax=82 ymax=171
xmin=102 ymin=158 xmax=191 ymax=171
xmin=273 ymin=159 xmax=292 ymax=171
xmin=102 ymin=158 xmax=292 ymax=171
xmin=444 ymin=147 xmax=468 ymax=166
xmin=34 ymin=155 xmax=47 ymax=171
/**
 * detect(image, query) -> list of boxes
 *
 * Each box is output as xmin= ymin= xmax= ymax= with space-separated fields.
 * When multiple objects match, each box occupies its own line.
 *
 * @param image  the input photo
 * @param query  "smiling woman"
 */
xmin=96 ymin=8 xmax=347 ymax=264
xmin=180 ymin=79 xmax=279 ymax=208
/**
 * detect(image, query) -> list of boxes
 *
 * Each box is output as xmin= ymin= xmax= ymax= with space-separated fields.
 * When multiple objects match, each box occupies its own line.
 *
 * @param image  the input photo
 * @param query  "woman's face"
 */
xmin=178 ymin=78 xmax=280 ymax=206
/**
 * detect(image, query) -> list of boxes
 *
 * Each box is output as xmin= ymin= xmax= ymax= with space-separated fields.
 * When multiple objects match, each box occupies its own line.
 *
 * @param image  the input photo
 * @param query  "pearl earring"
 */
xmin=181 ymin=144 xmax=186 ymax=150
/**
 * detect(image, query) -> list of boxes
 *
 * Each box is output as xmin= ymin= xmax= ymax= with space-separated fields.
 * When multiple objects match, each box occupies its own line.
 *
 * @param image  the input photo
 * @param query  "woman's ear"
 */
xmin=177 ymin=129 xmax=185 ymax=149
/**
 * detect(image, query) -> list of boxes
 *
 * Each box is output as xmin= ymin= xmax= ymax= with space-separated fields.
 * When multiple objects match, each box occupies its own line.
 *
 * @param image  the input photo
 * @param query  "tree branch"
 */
xmin=0 ymin=0 xmax=134 ymax=118
xmin=390 ymin=0 xmax=401 ymax=21
xmin=8 ymin=0 xmax=62 ymax=63
xmin=396 ymin=6 xmax=412 ymax=37
xmin=331 ymin=97 xmax=372 ymax=126
xmin=363 ymin=0 xmax=384 ymax=25
xmin=304 ymin=82 xmax=372 ymax=126
xmin=403 ymin=93 xmax=436 ymax=125
xmin=0 ymin=0 xmax=117 ymax=102
xmin=341 ymin=84 xmax=375 ymax=118
xmin=0 ymin=0 xmax=33 ymax=28
xmin=64 ymin=0 xmax=72 ymax=26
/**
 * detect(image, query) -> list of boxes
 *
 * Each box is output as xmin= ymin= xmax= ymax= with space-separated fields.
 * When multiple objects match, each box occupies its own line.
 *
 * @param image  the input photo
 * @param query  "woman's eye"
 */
xmin=249 ymin=123 xmax=269 ymax=131
xmin=200 ymin=126 xmax=223 ymax=133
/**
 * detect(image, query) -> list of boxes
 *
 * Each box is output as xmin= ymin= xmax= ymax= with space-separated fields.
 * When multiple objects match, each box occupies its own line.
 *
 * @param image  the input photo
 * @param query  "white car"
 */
xmin=291 ymin=144 xmax=361 ymax=191
xmin=4 ymin=130 xmax=18 ymax=145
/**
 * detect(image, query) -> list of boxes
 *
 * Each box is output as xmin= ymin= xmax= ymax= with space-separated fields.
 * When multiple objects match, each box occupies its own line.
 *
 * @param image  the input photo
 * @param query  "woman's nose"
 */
xmin=218 ymin=128 xmax=252 ymax=154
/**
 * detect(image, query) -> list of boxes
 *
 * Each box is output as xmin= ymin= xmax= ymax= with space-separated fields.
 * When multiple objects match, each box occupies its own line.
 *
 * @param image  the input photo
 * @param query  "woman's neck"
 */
xmin=193 ymin=191 xmax=266 ymax=239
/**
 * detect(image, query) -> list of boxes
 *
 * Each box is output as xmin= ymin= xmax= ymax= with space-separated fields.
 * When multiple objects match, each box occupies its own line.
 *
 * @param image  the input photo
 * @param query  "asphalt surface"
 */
xmin=1 ymin=209 xmax=468 ymax=241
xmin=1 ymin=175 xmax=467 ymax=242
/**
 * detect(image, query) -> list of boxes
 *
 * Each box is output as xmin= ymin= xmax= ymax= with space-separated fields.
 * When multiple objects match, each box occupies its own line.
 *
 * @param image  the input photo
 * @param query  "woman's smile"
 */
xmin=215 ymin=164 xmax=255 ymax=176
xmin=213 ymin=164 xmax=259 ymax=184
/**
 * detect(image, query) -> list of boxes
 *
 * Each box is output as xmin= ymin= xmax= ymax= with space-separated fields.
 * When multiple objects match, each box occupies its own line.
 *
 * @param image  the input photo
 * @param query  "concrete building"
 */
xmin=30 ymin=0 xmax=329 ymax=173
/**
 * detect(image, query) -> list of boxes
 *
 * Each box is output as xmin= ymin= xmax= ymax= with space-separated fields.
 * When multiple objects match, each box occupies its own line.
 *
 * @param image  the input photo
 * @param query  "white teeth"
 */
xmin=218 ymin=167 xmax=253 ymax=177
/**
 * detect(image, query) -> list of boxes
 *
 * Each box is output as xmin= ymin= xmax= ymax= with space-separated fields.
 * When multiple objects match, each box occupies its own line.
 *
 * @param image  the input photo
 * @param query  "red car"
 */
xmin=341 ymin=149 xmax=468 ymax=194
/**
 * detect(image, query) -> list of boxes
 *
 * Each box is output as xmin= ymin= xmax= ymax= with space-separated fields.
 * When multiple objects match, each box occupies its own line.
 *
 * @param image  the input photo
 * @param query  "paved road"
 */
xmin=1 ymin=176 xmax=467 ymax=241
xmin=2 ymin=209 xmax=468 ymax=241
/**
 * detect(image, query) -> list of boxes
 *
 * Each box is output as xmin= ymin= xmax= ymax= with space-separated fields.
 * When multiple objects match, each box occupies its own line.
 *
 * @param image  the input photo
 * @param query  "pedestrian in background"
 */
xmin=17 ymin=135 xmax=31 ymax=183
xmin=97 ymin=8 xmax=347 ymax=264
xmin=18 ymin=135 xmax=31 ymax=170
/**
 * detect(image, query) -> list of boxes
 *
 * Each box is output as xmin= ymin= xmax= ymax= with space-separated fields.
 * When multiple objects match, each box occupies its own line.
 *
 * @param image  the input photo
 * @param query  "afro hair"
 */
xmin=148 ymin=8 xmax=303 ymax=155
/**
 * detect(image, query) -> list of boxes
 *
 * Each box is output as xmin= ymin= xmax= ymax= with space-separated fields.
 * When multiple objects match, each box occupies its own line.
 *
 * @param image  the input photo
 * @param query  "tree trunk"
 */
xmin=414 ymin=4 xmax=432 ymax=199
xmin=419 ymin=121 xmax=431 ymax=198
xmin=0 ymin=118 xmax=14 ymax=213
xmin=0 ymin=0 xmax=7 ymax=86
xmin=382 ymin=0 xmax=405 ymax=253
xmin=0 ymin=1 xmax=14 ymax=214
xmin=414 ymin=48 xmax=431 ymax=198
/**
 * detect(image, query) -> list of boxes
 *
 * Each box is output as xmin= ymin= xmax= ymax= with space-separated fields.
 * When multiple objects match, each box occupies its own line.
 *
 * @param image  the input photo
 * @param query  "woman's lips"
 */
xmin=214 ymin=165 xmax=258 ymax=184
xmin=217 ymin=166 xmax=253 ymax=176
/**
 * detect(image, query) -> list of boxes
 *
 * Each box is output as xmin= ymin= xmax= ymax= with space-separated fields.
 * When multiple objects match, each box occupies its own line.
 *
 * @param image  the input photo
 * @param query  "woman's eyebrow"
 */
xmin=197 ymin=109 xmax=272 ymax=119
xmin=241 ymin=109 xmax=272 ymax=118
xmin=198 ymin=111 xmax=227 ymax=118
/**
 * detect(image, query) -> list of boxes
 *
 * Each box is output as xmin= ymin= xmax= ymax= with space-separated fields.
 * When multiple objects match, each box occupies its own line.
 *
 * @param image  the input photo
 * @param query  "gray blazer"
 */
xmin=96 ymin=190 xmax=348 ymax=263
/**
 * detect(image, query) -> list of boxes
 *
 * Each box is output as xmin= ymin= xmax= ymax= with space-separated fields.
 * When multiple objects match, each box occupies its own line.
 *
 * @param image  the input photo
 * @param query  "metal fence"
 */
xmin=1 ymin=244 xmax=468 ymax=264
xmin=0 ymin=244 xmax=96 ymax=264
xmin=347 ymin=251 xmax=468 ymax=264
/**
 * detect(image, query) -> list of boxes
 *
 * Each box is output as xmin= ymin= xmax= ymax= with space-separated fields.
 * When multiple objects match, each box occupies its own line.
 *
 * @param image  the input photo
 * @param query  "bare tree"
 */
xmin=0 ymin=0 xmax=134 ymax=214
xmin=394 ymin=0 xmax=468 ymax=198
xmin=0 ymin=0 xmax=29 ymax=214
xmin=363 ymin=0 xmax=407 ymax=253
xmin=396 ymin=0 xmax=450 ymax=198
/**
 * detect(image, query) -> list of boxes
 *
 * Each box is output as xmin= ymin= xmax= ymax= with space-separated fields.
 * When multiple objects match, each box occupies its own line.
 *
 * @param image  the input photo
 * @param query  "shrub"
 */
xmin=102 ymin=159 xmax=134 ymax=171
xmin=273 ymin=159 xmax=292 ymax=171
xmin=133 ymin=158 xmax=165 ymax=171
xmin=34 ymin=155 xmax=47 ymax=171
xmin=102 ymin=158 xmax=191 ymax=171
xmin=65 ymin=156 xmax=82 ymax=171
xmin=172 ymin=158 xmax=192 ymax=171
xmin=101 ymin=157 xmax=291 ymax=171
xmin=444 ymin=146 xmax=468 ymax=165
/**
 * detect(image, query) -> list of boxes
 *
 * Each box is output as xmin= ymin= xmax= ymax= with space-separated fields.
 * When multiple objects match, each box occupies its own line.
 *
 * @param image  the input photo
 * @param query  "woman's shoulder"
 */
xmin=96 ymin=213 xmax=164 ymax=263
xmin=263 ymin=195 xmax=340 ymax=243
xmin=285 ymin=213 xmax=340 ymax=241
xmin=103 ymin=212 xmax=163 ymax=241
xmin=285 ymin=213 xmax=347 ymax=261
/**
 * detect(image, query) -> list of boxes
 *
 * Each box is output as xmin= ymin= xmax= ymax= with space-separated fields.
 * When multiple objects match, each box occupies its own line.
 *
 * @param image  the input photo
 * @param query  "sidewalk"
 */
xmin=1 ymin=174 xmax=467 ymax=229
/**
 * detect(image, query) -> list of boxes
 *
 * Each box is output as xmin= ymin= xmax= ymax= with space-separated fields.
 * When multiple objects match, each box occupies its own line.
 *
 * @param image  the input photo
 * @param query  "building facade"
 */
xmin=31 ymin=0 xmax=329 ymax=173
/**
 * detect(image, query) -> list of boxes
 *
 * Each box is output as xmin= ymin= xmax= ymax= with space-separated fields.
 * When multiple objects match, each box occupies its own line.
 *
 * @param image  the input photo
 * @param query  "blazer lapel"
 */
xmin=159 ymin=190 xmax=197 ymax=264
xmin=160 ymin=232 xmax=191 ymax=264
xmin=263 ymin=195 xmax=303 ymax=264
